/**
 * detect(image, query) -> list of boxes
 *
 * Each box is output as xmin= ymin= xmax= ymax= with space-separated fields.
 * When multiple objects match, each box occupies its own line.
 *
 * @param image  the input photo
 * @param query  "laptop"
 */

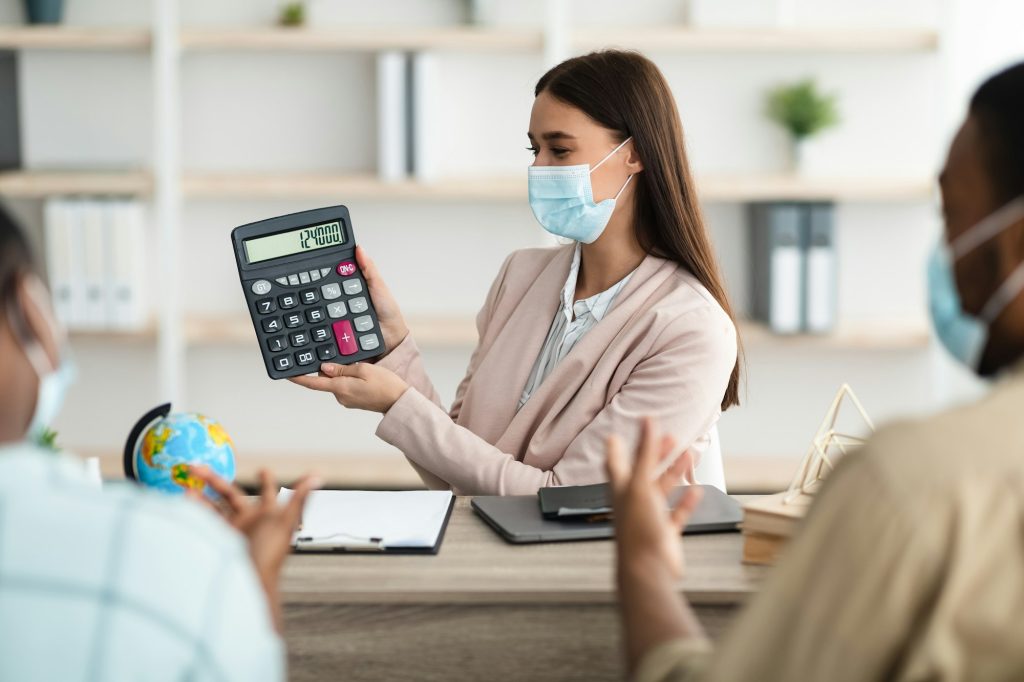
xmin=472 ymin=485 xmax=742 ymax=544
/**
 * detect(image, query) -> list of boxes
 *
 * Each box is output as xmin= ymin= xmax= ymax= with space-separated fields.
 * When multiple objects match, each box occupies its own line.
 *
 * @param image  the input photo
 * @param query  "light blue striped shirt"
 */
xmin=518 ymin=245 xmax=635 ymax=410
xmin=0 ymin=443 xmax=283 ymax=682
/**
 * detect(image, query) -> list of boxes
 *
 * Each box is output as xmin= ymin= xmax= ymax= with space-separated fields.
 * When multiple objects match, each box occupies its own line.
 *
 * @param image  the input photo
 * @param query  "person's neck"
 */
xmin=575 ymin=209 xmax=646 ymax=300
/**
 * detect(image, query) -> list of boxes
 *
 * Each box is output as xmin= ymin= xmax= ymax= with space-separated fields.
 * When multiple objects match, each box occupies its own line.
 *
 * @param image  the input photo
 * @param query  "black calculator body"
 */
xmin=231 ymin=205 xmax=386 ymax=379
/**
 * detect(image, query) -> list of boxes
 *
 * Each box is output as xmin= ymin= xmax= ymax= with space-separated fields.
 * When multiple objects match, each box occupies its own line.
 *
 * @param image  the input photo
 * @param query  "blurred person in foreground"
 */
xmin=610 ymin=61 xmax=1024 ymax=681
xmin=0 ymin=204 xmax=317 ymax=681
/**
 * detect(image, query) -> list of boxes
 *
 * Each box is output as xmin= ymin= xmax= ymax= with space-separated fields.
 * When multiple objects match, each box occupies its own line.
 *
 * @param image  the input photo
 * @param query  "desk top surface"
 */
xmin=281 ymin=497 xmax=769 ymax=606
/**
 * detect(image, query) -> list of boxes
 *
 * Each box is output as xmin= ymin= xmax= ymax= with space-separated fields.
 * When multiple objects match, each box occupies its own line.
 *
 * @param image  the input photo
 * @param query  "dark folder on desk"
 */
xmin=473 ymin=485 xmax=741 ymax=545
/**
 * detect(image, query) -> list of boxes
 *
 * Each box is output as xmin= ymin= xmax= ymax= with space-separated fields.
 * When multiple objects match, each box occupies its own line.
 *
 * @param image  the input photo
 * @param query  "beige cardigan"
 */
xmin=375 ymin=245 xmax=737 ymax=496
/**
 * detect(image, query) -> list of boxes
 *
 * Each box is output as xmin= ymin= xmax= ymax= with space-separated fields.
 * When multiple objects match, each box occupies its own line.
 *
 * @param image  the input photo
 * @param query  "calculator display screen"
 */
xmin=243 ymin=221 xmax=346 ymax=264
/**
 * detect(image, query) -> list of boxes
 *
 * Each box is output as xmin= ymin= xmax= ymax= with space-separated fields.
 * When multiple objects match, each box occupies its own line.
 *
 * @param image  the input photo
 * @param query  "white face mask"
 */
xmin=6 ymin=277 xmax=75 ymax=443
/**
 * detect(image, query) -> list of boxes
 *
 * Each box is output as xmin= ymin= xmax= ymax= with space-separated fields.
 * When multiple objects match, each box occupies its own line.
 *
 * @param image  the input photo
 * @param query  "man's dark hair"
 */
xmin=0 ymin=202 xmax=33 ymax=311
xmin=970 ymin=61 xmax=1024 ymax=205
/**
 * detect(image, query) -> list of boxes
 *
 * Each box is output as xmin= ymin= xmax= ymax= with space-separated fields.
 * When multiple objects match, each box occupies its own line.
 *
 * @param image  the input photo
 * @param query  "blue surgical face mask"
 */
xmin=927 ymin=196 xmax=1024 ymax=372
xmin=528 ymin=137 xmax=633 ymax=244
xmin=6 ymin=277 xmax=75 ymax=443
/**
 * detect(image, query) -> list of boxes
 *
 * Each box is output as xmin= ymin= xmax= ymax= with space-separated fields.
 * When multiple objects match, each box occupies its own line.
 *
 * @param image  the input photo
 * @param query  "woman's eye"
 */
xmin=551 ymin=148 xmax=570 ymax=158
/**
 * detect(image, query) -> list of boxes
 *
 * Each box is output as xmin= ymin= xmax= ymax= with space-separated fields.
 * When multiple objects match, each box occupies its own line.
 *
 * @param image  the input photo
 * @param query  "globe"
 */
xmin=131 ymin=412 xmax=236 ymax=498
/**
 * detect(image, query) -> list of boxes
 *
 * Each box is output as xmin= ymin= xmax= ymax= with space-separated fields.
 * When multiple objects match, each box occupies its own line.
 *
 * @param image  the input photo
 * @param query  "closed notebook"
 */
xmin=278 ymin=489 xmax=455 ymax=554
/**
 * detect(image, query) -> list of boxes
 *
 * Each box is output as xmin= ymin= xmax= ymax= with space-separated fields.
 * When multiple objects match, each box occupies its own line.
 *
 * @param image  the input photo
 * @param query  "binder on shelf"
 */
xmin=43 ymin=198 xmax=73 ymax=325
xmin=80 ymin=198 xmax=107 ymax=329
xmin=749 ymin=202 xmax=805 ymax=334
xmin=0 ymin=51 xmax=19 ymax=170
xmin=376 ymin=50 xmax=410 ymax=182
xmin=107 ymin=199 xmax=148 ymax=330
xmin=804 ymin=202 xmax=836 ymax=334
xmin=65 ymin=198 xmax=89 ymax=329
xmin=410 ymin=51 xmax=439 ymax=183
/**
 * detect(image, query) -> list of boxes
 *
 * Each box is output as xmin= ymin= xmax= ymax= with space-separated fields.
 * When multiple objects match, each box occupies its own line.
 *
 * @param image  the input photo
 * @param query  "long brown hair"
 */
xmin=536 ymin=50 xmax=742 ymax=410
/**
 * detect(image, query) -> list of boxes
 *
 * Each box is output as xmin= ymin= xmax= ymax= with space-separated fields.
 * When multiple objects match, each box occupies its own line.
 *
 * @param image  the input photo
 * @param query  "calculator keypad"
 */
xmin=251 ymin=264 xmax=382 ymax=375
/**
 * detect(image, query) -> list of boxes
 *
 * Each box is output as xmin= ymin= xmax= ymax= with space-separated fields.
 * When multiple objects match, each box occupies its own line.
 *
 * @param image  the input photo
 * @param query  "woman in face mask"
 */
xmin=292 ymin=50 xmax=742 ymax=495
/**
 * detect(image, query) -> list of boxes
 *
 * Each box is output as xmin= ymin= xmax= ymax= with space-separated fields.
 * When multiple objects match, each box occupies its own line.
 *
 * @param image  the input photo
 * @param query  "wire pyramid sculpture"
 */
xmin=782 ymin=384 xmax=875 ymax=505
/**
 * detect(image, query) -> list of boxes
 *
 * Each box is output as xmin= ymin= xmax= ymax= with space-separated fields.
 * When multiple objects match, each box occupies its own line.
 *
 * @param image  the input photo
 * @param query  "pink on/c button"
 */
xmin=336 ymin=261 xmax=357 ymax=277
xmin=332 ymin=320 xmax=358 ymax=356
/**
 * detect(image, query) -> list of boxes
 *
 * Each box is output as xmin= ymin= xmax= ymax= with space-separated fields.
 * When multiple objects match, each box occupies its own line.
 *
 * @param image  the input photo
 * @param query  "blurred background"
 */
xmin=1 ymin=0 xmax=1021 ymax=492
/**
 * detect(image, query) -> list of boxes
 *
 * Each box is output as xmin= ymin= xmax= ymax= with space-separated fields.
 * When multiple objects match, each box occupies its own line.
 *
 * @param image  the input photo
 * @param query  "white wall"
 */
xmin=6 ymin=0 xmax=1020 ymax=466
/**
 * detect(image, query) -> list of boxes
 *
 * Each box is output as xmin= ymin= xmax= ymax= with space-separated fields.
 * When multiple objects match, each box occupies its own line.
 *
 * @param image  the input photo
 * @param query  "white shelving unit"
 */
xmin=0 ymin=5 xmax=945 ymax=439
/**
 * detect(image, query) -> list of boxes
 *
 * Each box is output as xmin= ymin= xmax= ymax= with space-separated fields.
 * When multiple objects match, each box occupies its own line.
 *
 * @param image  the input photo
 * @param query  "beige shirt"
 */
xmin=637 ymin=361 xmax=1024 ymax=682
xmin=375 ymin=244 xmax=737 ymax=496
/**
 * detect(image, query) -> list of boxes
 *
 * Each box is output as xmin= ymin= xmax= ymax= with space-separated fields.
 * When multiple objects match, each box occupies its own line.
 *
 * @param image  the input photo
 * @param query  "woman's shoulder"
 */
xmin=639 ymin=258 xmax=737 ymax=350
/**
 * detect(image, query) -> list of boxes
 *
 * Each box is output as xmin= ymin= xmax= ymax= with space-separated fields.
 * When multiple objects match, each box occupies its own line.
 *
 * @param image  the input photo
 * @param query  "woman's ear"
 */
xmin=624 ymin=140 xmax=644 ymax=174
xmin=15 ymin=274 xmax=61 ymax=372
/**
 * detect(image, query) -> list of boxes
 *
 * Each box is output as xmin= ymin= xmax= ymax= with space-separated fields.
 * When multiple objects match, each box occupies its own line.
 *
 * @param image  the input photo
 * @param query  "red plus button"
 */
xmin=336 ymin=261 xmax=357 ymax=277
xmin=332 ymin=320 xmax=358 ymax=356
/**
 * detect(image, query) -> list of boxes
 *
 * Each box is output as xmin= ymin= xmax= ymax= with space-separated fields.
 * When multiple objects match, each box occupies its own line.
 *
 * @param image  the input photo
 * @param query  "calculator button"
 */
xmin=300 ymin=289 xmax=320 ymax=305
xmin=251 ymin=280 xmax=272 ymax=296
xmin=327 ymin=301 xmax=347 ymax=319
xmin=262 ymin=317 xmax=282 ymax=333
xmin=321 ymin=283 xmax=342 ymax=300
xmin=310 ymin=269 xmax=322 ymax=282
xmin=359 ymin=333 xmax=380 ymax=352
xmin=256 ymin=298 xmax=277 ymax=315
xmin=267 ymin=335 xmax=288 ymax=352
xmin=311 ymin=326 xmax=331 ymax=343
xmin=275 ymin=277 xmax=289 ymax=286
xmin=290 ymin=331 xmax=310 ymax=347
xmin=348 ymin=296 xmax=369 ymax=314
xmin=337 ymin=261 xmax=357 ymax=277
xmin=299 ymin=271 xmax=311 ymax=284
xmin=320 ymin=268 xmax=331 ymax=278
xmin=296 ymin=350 xmax=316 ymax=367
xmin=279 ymin=293 xmax=298 ymax=309
xmin=333 ymin=320 xmax=358 ymax=356
xmin=284 ymin=313 xmax=303 ymax=328
xmin=306 ymin=307 xmax=326 ymax=324
xmin=288 ymin=274 xmax=300 ymax=286
xmin=353 ymin=315 xmax=374 ymax=332
xmin=274 ymin=354 xmax=294 ymax=371
xmin=342 ymin=278 xmax=363 ymax=295
xmin=317 ymin=344 xmax=337 ymax=361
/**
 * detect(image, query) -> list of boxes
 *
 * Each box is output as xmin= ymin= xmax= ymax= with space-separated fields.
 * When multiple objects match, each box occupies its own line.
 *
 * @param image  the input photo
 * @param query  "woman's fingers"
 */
xmin=282 ymin=474 xmax=320 ymax=530
xmin=657 ymin=449 xmax=691 ymax=497
xmin=258 ymin=469 xmax=277 ymax=510
xmin=191 ymin=465 xmax=247 ymax=514
xmin=670 ymin=484 xmax=704 ymax=531
xmin=605 ymin=435 xmax=630 ymax=496
xmin=633 ymin=417 xmax=660 ymax=480
xmin=289 ymin=374 xmax=337 ymax=392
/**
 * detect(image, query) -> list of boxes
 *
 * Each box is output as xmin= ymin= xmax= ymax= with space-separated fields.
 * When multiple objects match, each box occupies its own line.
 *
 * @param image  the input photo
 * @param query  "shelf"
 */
xmin=572 ymin=27 xmax=939 ymax=53
xmin=182 ymin=172 xmax=933 ymax=203
xmin=0 ymin=170 xmax=152 ymax=197
xmin=185 ymin=315 xmax=478 ymax=347
xmin=69 ymin=325 xmax=157 ymax=343
xmin=185 ymin=314 xmax=927 ymax=352
xmin=739 ymin=320 xmax=931 ymax=350
xmin=180 ymin=26 xmax=543 ymax=52
xmin=0 ymin=26 xmax=151 ymax=50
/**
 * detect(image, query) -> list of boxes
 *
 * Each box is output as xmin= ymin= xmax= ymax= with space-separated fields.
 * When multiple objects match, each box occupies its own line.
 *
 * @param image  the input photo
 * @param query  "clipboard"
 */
xmin=280 ymin=489 xmax=456 ymax=555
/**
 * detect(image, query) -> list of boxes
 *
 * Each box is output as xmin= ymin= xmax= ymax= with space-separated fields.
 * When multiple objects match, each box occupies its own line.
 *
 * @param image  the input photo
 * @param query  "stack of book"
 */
xmin=740 ymin=384 xmax=875 ymax=565
xmin=741 ymin=492 xmax=813 ymax=565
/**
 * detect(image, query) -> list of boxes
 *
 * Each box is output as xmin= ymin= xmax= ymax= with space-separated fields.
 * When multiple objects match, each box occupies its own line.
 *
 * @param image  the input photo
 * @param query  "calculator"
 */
xmin=231 ymin=205 xmax=386 ymax=379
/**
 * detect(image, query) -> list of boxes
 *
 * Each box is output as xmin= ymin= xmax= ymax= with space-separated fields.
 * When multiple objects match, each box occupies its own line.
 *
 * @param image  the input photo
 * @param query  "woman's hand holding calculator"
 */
xmin=289 ymin=360 xmax=409 ymax=413
xmin=354 ymin=245 xmax=409 ymax=354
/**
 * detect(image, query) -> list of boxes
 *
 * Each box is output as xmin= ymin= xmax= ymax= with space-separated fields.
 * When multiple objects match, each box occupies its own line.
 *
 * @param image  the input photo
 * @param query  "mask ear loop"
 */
xmin=980 ymin=259 xmax=1024 ymax=324
xmin=612 ymin=174 xmax=634 ymax=201
xmin=951 ymin=196 xmax=1024 ymax=259
xmin=589 ymin=136 xmax=633 ymax=173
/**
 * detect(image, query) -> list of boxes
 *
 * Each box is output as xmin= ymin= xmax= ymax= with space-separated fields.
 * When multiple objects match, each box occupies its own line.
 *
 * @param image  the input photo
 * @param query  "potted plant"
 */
xmin=279 ymin=1 xmax=306 ymax=27
xmin=23 ymin=0 xmax=64 ymax=24
xmin=765 ymin=78 xmax=839 ymax=173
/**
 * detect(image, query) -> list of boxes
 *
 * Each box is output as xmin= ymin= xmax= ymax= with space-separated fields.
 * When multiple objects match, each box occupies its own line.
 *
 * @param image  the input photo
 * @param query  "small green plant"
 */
xmin=765 ymin=79 xmax=839 ymax=141
xmin=279 ymin=2 xmax=305 ymax=27
xmin=36 ymin=427 xmax=59 ymax=452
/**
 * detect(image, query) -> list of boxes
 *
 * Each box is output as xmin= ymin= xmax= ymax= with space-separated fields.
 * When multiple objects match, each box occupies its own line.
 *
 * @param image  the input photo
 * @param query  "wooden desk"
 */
xmin=281 ymin=497 xmax=768 ymax=682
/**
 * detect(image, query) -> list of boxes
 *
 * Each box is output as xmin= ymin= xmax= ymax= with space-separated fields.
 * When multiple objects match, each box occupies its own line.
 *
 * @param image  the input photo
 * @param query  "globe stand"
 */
xmin=123 ymin=403 xmax=172 ymax=480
